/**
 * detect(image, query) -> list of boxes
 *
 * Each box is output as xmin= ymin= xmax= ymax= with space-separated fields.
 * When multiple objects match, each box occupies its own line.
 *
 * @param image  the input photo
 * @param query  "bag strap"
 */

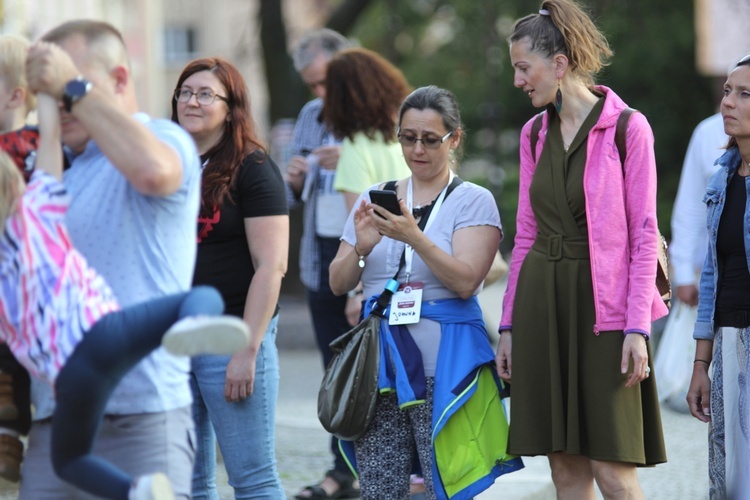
xmin=613 ymin=108 xmax=670 ymax=301
xmin=615 ymin=107 xmax=635 ymax=170
xmin=372 ymin=176 xmax=464 ymax=314
xmin=529 ymin=112 xmax=544 ymax=163
xmin=393 ymin=176 xmax=463 ymax=279
xmin=530 ymin=107 xmax=634 ymax=165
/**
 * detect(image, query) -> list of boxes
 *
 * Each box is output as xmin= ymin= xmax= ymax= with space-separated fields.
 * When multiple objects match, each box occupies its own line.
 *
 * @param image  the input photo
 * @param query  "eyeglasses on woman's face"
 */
xmin=174 ymin=88 xmax=228 ymax=106
xmin=397 ymin=131 xmax=452 ymax=149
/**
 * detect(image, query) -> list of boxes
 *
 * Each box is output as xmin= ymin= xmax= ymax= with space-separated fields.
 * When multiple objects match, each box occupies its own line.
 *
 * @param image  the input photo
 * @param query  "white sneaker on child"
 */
xmin=162 ymin=316 xmax=250 ymax=356
xmin=128 ymin=473 xmax=174 ymax=500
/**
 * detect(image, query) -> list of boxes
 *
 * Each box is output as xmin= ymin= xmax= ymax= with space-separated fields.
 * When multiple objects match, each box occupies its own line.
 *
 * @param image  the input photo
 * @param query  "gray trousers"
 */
xmin=19 ymin=406 xmax=195 ymax=499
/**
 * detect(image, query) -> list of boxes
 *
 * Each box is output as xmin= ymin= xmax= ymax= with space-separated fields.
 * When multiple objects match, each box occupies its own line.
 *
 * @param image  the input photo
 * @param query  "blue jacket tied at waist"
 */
xmin=343 ymin=296 xmax=523 ymax=499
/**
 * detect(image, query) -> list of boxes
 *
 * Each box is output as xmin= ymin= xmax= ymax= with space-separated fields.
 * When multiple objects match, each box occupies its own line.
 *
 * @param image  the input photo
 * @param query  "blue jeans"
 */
xmin=190 ymin=315 xmax=283 ymax=499
xmin=52 ymin=286 xmax=224 ymax=500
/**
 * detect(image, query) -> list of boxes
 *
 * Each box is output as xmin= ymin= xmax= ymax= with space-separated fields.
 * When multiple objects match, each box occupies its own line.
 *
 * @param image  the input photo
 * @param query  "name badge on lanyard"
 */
xmin=387 ymin=173 xmax=453 ymax=326
xmin=389 ymin=282 xmax=423 ymax=325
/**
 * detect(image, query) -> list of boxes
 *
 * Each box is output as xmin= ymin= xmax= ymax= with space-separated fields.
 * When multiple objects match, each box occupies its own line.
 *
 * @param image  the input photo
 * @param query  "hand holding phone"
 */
xmin=369 ymin=190 xmax=401 ymax=218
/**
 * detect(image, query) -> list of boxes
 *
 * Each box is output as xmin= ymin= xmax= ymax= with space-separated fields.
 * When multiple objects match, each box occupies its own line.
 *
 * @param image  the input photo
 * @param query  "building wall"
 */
xmin=695 ymin=0 xmax=750 ymax=76
xmin=0 ymin=0 xmax=328 ymax=136
xmin=0 ymin=0 xmax=165 ymax=115
xmin=161 ymin=0 xmax=329 ymax=138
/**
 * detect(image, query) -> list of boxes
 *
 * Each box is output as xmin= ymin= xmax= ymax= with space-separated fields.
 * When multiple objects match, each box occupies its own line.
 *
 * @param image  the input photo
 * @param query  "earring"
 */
xmin=555 ymin=79 xmax=563 ymax=113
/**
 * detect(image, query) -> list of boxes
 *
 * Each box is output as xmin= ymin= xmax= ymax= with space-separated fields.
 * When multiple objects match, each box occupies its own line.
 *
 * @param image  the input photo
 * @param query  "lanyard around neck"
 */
xmin=403 ymin=173 xmax=454 ymax=281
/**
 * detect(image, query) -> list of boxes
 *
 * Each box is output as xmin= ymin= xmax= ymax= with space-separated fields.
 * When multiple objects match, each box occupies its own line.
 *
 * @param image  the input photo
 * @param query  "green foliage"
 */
xmin=350 ymin=0 xmax=715 ymax=247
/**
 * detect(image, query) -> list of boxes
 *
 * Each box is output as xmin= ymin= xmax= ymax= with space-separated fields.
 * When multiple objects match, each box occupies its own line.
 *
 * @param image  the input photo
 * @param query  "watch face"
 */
xmin=66 ymin=79 xmax=90 ymax=98
xmin=63 ymin=78 xmax=92 ymax=112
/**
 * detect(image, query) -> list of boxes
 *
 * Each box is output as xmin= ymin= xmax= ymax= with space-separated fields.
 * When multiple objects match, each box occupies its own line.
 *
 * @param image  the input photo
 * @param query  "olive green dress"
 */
xmin=508 ymin=100 xmax=666 ymax=465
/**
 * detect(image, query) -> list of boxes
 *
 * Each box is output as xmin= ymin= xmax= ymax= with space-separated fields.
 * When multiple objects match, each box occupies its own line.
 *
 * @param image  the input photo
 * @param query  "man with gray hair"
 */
xmin=21 ymin=20 xmax=201 ymax=499
xmin=284 ymin=28 xmax=362 ymax=500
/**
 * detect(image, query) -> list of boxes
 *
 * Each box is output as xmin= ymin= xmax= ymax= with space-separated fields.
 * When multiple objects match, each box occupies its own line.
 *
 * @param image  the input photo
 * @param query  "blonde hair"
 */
xmin=0 ymin=151 xmax=25 ymax=235
xmin=509 ymin=0 xmax=613 ymax=88
xmin=0 ymin=36 xmax=36 ymax=112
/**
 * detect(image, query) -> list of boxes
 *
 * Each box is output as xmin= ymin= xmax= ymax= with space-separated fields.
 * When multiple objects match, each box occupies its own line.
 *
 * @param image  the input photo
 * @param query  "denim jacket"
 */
xmin=694 ymin=146 xmax=750 ymax=340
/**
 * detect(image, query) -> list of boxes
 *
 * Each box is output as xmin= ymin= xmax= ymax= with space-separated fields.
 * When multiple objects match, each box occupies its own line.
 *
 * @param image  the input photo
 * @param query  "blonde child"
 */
xmin=0 ymin=92 xmax=250 ymax=499
xmin=0 ymin=34 xmax=40 ymax=483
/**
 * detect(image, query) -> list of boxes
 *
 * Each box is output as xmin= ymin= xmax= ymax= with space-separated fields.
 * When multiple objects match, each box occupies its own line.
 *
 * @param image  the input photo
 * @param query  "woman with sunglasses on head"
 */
xmin=329 ymin=86 xmax=515 ymax=499
xmin=687 ymin=54 xmax=750 ymax=500
xmin=171 ymin=58 xmax=289 ymax=499
xmin=497 ymin=0 xmax=668 ymax=498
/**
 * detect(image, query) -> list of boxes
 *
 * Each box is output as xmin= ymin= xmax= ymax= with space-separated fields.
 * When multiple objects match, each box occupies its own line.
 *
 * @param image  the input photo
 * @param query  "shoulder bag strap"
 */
xmin=373 ymin=176 xmax=464 ymax=313
xmin=530 ymin=112 xmax=544 ymax=163
xmin=615 ymin=107 xmax=635 ymax=170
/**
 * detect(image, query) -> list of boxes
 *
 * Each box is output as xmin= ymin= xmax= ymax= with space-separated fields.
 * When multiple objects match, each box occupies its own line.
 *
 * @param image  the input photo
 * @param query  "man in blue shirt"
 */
xmin=22 ymin=20 xmax=201 ymax=499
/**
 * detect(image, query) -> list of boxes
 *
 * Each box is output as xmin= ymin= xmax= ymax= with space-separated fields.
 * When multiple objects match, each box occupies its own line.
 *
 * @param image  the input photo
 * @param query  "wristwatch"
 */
xmin=62 ymin=76 xmax=93 ymax=113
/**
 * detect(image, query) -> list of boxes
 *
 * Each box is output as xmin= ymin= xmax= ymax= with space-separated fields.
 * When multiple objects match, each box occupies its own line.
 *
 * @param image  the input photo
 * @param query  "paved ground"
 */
xmin=268 ymin=282 xmax=710 ymax=500
xmin=0 ymin=281 xmax=710 ymax=499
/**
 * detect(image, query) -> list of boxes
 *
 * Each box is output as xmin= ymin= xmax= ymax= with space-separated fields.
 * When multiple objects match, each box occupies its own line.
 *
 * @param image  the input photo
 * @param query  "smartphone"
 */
xmin=369 ymin=189 xmax=401 ymax=218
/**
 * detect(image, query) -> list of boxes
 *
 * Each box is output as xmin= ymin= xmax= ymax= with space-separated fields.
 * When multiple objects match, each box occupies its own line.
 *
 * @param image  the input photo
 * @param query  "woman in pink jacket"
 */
xmin=495 ymin=1 xmax=668 ymax=498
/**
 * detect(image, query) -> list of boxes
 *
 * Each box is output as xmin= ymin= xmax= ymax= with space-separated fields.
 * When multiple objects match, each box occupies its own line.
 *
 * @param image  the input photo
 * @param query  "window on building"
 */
xmin=164 ymin=26 xmax=197 ymax=64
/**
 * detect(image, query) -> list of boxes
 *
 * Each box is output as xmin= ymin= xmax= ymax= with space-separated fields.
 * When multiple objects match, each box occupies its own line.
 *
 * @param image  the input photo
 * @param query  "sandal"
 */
xmin=295 ymin=469 xmax=360 ymax=499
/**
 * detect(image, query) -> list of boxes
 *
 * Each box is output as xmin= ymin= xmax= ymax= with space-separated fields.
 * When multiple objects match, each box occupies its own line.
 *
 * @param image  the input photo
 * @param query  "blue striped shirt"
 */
xmin=286 ymin=98 xmax=332 ymax=291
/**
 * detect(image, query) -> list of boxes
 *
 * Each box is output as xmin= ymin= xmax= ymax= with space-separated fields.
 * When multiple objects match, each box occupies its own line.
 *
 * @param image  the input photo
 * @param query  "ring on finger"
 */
xmin=644 ymin=366 xmax=651 ymax=375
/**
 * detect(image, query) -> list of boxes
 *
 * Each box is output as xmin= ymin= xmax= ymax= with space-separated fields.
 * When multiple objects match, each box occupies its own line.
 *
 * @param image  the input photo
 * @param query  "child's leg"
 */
xmin=0 ymin=344 xmax=31 ymax=483
xmin=51 ymin=286 xmax=225 ymax=499
xmin=0 ymin=344 xmax=31 ymax=431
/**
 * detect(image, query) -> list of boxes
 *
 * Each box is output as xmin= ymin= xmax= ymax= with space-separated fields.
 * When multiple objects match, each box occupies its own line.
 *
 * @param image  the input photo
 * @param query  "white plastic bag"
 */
xmin=654 ymin=301 xmax=697 ymax=413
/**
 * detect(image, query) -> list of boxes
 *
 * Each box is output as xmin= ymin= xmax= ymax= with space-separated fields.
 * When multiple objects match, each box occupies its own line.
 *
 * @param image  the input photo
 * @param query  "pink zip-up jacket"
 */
xmin=500 ymin=86 xmax=669 ymax=336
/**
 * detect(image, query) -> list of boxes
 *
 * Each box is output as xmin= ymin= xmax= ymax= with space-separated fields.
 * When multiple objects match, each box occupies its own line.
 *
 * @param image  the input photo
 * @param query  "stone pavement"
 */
xmin=268 ymin=281 xmax=710 ymax=499
xmin=0 ymin=281 xmax=711 ymax=499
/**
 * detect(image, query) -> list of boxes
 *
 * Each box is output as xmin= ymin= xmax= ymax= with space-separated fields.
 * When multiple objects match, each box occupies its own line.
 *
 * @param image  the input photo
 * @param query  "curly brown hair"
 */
xmin=322 ymin=48 xmax=411 ymax=142
xmin=171 ymin=57 xmax=265 ymax=215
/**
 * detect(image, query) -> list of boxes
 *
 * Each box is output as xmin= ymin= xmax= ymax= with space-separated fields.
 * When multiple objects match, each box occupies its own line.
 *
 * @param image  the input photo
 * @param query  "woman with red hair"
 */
xmin=171 ymin=58 xmax=289 ymax=498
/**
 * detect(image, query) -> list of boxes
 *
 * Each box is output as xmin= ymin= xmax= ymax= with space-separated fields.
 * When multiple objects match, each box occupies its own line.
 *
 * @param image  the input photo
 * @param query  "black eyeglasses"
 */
xmin=174 ymin=89 xmax=228 ymax=105
xmin=397 ymin=131 xmax=452 ymax=149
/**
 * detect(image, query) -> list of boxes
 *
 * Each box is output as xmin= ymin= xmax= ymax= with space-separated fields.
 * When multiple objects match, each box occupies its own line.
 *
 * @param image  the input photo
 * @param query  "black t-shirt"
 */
xmin=192 ymin=152 xmax=289 ymax=317
xmin=716 ymin=170 xmax=750 ymax=314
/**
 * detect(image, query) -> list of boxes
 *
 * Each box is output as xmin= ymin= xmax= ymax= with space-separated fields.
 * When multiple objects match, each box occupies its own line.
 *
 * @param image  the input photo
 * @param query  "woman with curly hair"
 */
xmin=325 ymin=48 xmax=413 ymax=212
xmin=171 ymin=57 xmax=289 ymax=498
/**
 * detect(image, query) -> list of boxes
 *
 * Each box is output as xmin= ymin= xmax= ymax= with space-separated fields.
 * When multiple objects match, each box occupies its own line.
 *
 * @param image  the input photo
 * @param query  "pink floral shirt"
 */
xmin=0 ymin=172 xmax=119 ymax=383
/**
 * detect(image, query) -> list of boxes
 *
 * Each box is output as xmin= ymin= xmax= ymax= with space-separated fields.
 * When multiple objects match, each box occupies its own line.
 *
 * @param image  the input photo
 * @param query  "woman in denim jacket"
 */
xmin=688 ymin=54 xmax=750 ymax=500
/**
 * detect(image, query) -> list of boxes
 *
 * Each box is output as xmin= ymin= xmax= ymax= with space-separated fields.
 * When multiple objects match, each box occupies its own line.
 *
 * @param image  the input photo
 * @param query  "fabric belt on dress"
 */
xmin=532 ymin=234 xmax=590 ymax=262
xmin=715 ymin=310 xmax=750 ymax=329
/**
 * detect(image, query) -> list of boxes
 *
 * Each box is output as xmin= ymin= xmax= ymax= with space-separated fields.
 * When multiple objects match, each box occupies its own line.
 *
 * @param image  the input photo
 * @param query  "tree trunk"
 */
xmin=326 ymin=0 xmax=374 ymax=35
xmin=259 ymin=0 xmax=376 ymax=123
xmin=259 ymin=0 xmax=308 ymax=122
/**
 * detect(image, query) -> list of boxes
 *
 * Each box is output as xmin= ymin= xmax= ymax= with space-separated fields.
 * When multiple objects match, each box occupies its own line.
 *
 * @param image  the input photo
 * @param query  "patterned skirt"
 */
xmin=709 ymin=326 xmax=750 ymax=499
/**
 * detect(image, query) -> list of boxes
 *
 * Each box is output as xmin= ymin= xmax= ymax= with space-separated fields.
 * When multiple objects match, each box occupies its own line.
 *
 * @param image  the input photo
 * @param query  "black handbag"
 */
xmin=317 ymin=287 xmax=393 ymax=441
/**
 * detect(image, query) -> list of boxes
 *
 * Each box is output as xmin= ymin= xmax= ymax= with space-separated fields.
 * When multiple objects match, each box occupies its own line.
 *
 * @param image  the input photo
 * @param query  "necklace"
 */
xmin=412 ymin=188 xmax=443 ymax=213
xmin=412 ymin=200 xmax=435 ymax=219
